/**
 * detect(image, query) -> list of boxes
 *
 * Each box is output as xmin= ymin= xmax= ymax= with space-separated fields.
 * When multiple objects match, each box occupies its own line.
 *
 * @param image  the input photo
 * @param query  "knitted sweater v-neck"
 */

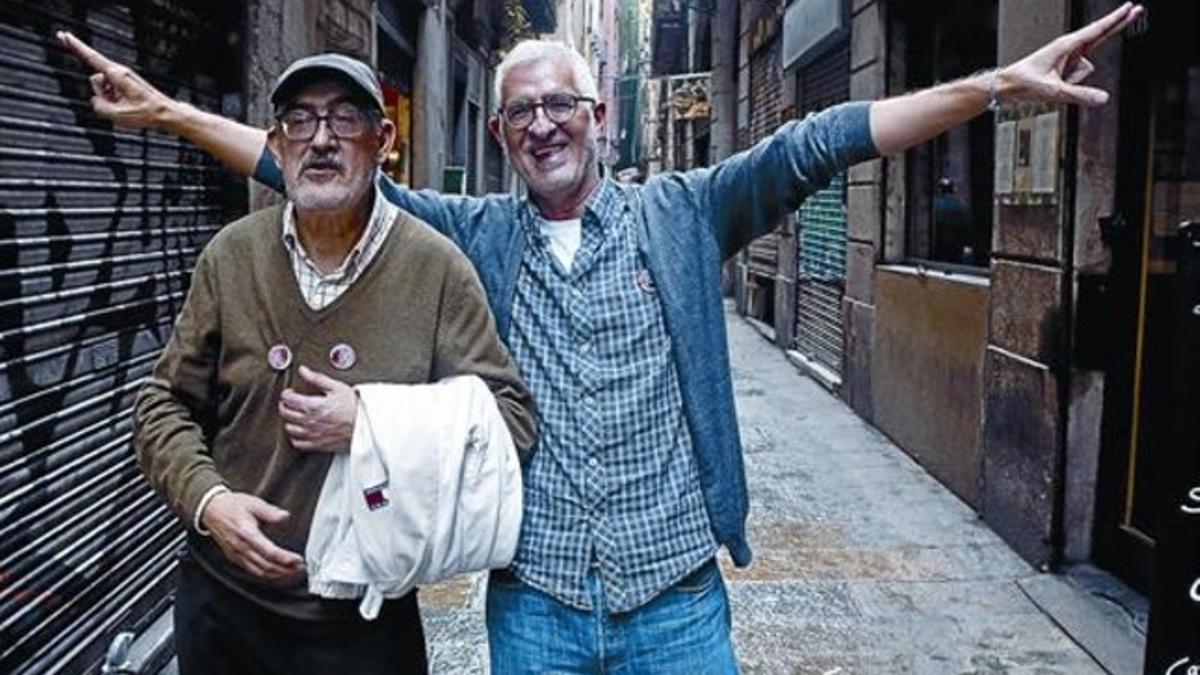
xmin=134 ymin=204 xmax=536 ymax=620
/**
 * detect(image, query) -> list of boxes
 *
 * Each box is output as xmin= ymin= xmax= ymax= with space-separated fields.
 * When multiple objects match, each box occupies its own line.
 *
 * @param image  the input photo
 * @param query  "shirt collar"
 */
xmin=281 ymin=180 xmax=391 ymax=278
xmin=520 ymin=177 xmax=624 ymax=243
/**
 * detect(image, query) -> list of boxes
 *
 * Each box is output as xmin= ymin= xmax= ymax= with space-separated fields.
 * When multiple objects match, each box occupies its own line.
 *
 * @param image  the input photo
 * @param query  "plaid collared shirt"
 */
xmin=281 ymin=185 xmax=398 ymax=309
xmin=507 ymin=180 xmax=716 ymax=613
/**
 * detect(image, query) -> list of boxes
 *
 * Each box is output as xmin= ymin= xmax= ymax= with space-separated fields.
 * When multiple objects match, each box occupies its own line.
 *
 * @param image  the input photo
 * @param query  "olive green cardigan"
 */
xmin=133 ymin=204 xmax=536 ymax=619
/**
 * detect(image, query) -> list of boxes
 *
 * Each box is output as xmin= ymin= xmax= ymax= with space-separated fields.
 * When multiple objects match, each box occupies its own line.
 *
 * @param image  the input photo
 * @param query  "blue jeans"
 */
xmin=486 ymin=559 xmax=738 ymax=674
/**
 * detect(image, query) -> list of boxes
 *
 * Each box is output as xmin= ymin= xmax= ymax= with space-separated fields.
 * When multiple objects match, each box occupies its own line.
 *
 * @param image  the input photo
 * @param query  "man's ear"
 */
xmin=266 ymin=126 xmax=285 ymax=168
xmin=374 ymin=118 xmax=397 ymax=166
xmin=488 ymin=115 xmax=503 ymax=144
xmin=592 ymin=101 xmax=607 ymax=133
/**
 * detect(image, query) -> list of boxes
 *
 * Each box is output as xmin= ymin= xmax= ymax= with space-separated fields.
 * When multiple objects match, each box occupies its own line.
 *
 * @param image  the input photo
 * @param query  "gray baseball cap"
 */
xmin=270 ymin=53 xmax=384 ymax=115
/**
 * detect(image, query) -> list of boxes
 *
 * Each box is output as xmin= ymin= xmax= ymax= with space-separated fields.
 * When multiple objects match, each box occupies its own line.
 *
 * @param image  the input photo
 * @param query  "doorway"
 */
xmin=1094 ymin=0 xmax=1200 ymax=593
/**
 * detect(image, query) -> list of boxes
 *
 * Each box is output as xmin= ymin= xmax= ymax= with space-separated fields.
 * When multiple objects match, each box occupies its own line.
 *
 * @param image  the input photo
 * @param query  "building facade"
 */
xmin=717 ymin=0 xmax=1197 ymax=646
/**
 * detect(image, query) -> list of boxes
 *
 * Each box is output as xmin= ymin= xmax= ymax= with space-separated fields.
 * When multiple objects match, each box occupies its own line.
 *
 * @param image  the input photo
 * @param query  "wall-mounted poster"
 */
xmin=995 ymin=104 xmax=1060 ymax=206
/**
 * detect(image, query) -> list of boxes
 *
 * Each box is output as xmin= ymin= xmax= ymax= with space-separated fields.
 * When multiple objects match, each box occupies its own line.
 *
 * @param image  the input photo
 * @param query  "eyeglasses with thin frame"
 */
xmin=276 ymin=103 xmax=376 ymax=141
xmin=500 ymin=93 xmax=596 ymax=130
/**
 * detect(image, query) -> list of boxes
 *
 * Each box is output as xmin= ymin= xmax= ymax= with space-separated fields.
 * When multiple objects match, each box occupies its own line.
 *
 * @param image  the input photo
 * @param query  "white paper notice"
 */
xmin=995 ymin=121 xmax=1016 ymax=195
xmin=1031 ymin=112 xmax=1059 ymax=194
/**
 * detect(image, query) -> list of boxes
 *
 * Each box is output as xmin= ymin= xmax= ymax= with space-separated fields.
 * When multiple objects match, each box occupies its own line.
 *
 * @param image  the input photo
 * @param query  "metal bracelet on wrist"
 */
xmin=987 ymin=69 xmax=1003 ymax=112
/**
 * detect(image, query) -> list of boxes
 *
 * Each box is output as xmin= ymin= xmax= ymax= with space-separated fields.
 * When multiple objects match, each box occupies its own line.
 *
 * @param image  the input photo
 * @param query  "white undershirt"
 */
xmin=539 ymin=217 xmax=582 ymax=272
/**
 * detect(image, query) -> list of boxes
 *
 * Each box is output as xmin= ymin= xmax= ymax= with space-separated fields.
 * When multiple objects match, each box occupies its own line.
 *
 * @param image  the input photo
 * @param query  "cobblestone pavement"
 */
xmin=418 ymin=306 xmax=1106 ymax=674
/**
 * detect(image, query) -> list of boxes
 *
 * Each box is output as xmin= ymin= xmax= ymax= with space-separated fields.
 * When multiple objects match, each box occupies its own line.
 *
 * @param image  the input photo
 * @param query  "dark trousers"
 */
xmin=174 ymin=555 xmax=428 ymax=675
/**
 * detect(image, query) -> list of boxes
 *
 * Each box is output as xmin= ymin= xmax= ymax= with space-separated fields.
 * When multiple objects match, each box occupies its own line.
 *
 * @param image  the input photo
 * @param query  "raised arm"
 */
xmin=685 ymin=101 xmax=877 ymax=259
xmin=686 ymin=2 xmax=1142 ymax=258
xmin=57 ymin=31 xmax=267 ymax=176
xmin=59 ymin=31 xmax=486 ymax=248
xmin=869 ymin=2 xmax=1143 ymax=155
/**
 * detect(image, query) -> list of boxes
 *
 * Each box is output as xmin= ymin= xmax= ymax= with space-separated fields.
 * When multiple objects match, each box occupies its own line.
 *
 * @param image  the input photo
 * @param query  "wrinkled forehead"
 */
xmin=500 ymin=58 xmax=579 ymax=104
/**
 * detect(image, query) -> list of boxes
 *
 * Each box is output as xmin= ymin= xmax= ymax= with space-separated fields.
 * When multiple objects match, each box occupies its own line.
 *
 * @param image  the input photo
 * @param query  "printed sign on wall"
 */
xmin=994 ymin=104 xmax=1060 ymax=206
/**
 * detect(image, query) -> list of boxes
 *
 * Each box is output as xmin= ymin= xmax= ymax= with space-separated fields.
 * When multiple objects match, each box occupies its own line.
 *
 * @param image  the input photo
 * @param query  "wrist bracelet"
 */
xmin=987 ymin=69 xmax=1003 ymax=112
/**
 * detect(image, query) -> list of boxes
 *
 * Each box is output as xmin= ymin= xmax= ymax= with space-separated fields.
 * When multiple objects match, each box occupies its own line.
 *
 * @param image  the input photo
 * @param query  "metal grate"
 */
xmin=795 ymin=173 xmax=846 ymax=372
xmin=745 ymin=36 xmax=784 ymax=275
xmin=0 ymin=2 xmax=243 ymax=673
xmin=793 ymin=42 xmax=849 ymax=375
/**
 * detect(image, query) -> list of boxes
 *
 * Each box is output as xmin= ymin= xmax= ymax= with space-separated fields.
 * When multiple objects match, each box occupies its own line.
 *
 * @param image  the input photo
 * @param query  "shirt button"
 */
xmin=579 ymin=340 xmax=592 ymax=355
xmin=583 ymin=395 xmax=595 ymax=408
xmin=588 ymin=457 xmax=598 ymax=468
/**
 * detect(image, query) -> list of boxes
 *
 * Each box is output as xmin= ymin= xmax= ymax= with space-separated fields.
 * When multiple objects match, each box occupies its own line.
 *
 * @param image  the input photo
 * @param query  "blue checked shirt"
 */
xmin=508 ymin=181 xmax=716 ymax=612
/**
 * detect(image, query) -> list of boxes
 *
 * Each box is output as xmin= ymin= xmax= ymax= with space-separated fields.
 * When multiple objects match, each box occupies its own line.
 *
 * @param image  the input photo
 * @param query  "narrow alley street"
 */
xmin=419 ymin=306 xmax=1128 ymax=673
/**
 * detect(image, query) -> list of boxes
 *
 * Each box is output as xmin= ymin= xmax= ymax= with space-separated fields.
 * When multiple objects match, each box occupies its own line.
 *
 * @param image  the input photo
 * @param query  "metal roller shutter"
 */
xmin=746 ymin=36 xmax=783 ymax=274
xmin=0 ymin=2 xmax=244 ymax=673
xmin=793 ymin=42 xmax=849 ymax=376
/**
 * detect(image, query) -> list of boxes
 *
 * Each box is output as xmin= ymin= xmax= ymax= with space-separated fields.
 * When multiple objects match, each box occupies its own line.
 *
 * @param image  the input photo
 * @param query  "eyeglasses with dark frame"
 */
xmin=276 ymin=102 xmax=378 ymax=141
xmin=499 ymin=93 xmax=596 ymax=130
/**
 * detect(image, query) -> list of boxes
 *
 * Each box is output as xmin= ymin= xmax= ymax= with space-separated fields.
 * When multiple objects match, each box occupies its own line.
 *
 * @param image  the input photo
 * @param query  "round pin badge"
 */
xmin=329 ymin=342 xmax=357 ymax=370
xmin=635 ymin=268 xmax=656 ymax=295
xmin=267 ymin=344 xmax=292 ymax=371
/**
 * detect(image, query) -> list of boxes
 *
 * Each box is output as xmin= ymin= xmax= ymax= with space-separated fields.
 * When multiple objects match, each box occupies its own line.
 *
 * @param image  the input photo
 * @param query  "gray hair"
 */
xmin=493 ymin=40 xmax=599 ymax=107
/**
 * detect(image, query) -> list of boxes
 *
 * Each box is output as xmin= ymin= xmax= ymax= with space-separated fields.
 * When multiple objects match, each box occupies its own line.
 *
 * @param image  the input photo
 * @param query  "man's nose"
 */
xmin=309 ymin=117 xmax=336 ymax=148
xmin=526 ymin=107 xmax=557 ymax=137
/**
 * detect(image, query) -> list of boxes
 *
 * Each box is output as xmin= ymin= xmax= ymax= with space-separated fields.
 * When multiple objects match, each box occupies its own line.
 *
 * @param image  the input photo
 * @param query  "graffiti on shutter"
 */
xmin=0 ymin=2 xmax=243 ymax=672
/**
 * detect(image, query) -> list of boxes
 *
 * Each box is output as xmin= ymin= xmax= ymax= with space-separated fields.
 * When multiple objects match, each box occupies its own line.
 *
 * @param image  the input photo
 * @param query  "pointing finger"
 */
xmin=56 ymin=31 xmax=119 ymax=73
xmin=1067 ymin=3 xmax=1142 ymax=52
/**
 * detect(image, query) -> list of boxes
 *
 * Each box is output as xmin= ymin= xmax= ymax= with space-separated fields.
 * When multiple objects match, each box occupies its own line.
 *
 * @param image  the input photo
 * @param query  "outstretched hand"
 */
xmin=999 ymin=2 xmax=1144 ymax=107
xmin=56 ymin=30 xmax=174 ymax=129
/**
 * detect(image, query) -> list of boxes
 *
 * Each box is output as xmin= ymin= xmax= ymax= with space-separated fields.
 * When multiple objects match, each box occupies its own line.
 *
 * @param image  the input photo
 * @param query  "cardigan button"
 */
xmin=329 ymin=342 xmax=357 ymax=370
xmin=267 ymin=344 xmax=292 ymax=371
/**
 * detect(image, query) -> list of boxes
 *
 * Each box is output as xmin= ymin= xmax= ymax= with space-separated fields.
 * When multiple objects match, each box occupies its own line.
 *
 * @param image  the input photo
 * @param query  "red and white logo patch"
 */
xmin=363 ymin=481 xmax=389 ymax=511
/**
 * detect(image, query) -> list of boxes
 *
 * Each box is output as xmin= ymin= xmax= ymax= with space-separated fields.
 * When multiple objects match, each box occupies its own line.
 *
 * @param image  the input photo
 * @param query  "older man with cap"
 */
xmin=128 ymin=52 xmax=535 ymax=674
